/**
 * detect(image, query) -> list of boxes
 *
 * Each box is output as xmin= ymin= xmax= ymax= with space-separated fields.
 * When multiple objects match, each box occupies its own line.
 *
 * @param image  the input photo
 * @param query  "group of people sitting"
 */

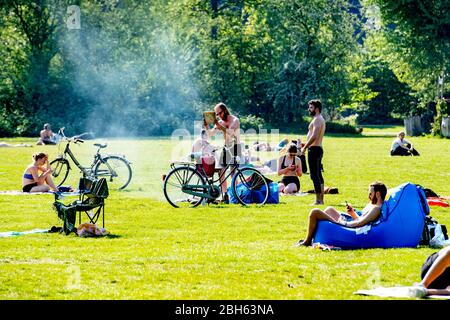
xmin=190 ymin=128 xmax=306 ymax=196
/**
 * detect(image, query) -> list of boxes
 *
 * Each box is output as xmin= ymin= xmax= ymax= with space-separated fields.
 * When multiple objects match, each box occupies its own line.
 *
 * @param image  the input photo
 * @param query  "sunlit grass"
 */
xmin=0 ymin=129 xmax=449 ymax=299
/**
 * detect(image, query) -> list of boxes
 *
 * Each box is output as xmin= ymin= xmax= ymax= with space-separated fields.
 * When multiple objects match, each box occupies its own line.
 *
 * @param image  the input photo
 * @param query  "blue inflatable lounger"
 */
xmin=313 ymin=182 xmax=429 ymax=249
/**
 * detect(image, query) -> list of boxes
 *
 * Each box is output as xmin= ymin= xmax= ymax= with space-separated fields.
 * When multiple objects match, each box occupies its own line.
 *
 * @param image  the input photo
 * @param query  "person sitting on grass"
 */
xmin=22 ymin=152 xmax=58 ymax=193
xmin=275 ymin=138 xmax=289 ymax=151
xmin=191 ymin=129 xmax=215 ymax=156
xmin=412 ymin=246 xmax=450 ymax=297
xmin=252 ymin=141 xmax=273 ymax=152
xmin=296 ymin=181 xmax=387 ymax=247
xmin=278 ymin=144 xmax=302 ymax=194
xmin=390 ymin=131 xmax=420 ymax=156
xmin=37 ymin=123 xmax=57 ymax=145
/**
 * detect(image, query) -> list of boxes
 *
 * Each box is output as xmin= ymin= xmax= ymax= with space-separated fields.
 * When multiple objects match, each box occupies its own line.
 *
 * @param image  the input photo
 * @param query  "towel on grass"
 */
xmin=354 ymin=286 xmax=450 ymax=299
xmin=0 ymin=228 xmax=49 ymax=238
xmin=280 ymin=192 xmax=310 ymax=197
xmin=0 ymin=190 xmax=52 ymax=195
xmin=0 ymin=190 xmax=80 ymax=197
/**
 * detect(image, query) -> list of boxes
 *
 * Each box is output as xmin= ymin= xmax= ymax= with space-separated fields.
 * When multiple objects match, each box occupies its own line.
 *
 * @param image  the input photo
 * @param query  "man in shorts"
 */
xmin=204 ymin=102 xmax=241 ymax=203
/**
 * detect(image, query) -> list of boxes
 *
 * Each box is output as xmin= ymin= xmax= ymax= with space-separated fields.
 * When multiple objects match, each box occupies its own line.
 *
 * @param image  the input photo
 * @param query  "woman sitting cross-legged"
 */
xmin=278 ymin=144 xmax=302 ymax=194
xmin=22 ymin=152 xmax=58 ymax=193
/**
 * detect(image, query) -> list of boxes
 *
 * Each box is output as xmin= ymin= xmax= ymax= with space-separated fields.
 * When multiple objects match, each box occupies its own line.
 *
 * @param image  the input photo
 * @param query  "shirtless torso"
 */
xmin=305 ymin=114 xmax=326 ymax=148
xmin=216 ymin=115 xmax=240 ymax=146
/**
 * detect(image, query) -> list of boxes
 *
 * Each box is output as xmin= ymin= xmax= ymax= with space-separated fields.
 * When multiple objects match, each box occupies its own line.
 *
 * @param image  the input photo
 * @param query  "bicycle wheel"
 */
xmin=49 ymin=159 xmax=70 ymax=186
xmin=231 ymin=167 xmax=269 ymax=205
xmin=163 ymin=166 xmax=206 ymax=208
xmin=94 ymin=156 xmax=132 ymax=190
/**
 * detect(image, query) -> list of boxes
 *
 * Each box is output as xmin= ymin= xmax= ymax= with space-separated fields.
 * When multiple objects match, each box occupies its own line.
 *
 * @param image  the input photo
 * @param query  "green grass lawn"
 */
xmin=0 ymin=129 xmax=449 ymax=300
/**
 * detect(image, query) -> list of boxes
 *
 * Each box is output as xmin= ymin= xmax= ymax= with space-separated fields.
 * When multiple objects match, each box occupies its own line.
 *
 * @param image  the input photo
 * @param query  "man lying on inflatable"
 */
xmin=296 ymin=181 xmax=427 ymax=249
xmin=296 ymin=181 xmax=387 ymax=247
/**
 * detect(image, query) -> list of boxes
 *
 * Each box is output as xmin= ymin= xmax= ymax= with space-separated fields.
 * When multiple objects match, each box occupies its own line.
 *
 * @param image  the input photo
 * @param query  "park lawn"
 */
xmin=0 ymin=130 xmax=449 ymax=299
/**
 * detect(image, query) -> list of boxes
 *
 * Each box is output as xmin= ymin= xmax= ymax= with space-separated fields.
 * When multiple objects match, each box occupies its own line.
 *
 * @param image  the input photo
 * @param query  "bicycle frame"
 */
xmin=170 ymin=160 xmax=241 ymax=200
xmin=56 ymin=139 xmax=109 ymax=179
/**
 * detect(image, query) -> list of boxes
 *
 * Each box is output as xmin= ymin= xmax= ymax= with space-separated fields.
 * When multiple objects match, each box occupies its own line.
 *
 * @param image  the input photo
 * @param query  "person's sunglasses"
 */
xmin=216 ymin=110 xmax=224 ymax=116
xmin=289 ymin=153 xmax=297 ymax=157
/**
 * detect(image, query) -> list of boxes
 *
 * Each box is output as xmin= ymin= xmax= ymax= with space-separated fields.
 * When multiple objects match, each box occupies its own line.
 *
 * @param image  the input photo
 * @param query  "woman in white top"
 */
xmin=390 ymin=131 xmax=420 ymax=156
xmin=191 ymin=129 xmax=215 ymax=156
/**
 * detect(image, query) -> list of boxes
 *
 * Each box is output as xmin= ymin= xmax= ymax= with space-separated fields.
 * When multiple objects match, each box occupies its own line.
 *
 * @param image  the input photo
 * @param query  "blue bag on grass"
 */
xmin=228 ymin=182 xmax=279 ymax=204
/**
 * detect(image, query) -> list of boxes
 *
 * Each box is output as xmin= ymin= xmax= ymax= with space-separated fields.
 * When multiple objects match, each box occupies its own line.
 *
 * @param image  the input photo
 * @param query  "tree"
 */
xmin=257 ymin=0 xmax=361 ymax=124
xmin=366 ymin=0 xmax=450 ymax=108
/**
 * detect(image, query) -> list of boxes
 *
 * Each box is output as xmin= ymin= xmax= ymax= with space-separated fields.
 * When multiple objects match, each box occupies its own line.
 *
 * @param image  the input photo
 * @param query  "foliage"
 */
xmin=366 ymin=0 xmax=450 ymax=106
xmin=325 ymin=121 xmax=362 ymax=134
xmin=0 ymin=0 xmax=449 ymax=137
xmin=238 ymin=114 xmax=266 ymax=131
xmin=431 ymin=98 xmax=450 ymax=136
xmin=258 ymin=0 xmax=361 ymax=123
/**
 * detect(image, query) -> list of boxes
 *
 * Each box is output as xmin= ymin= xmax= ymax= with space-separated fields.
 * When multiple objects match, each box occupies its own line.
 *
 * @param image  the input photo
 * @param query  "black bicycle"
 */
xmin=163 ymin=146 xmax=270 ymax=208
xmin=50 ymin=128 xmax=132 ymax=190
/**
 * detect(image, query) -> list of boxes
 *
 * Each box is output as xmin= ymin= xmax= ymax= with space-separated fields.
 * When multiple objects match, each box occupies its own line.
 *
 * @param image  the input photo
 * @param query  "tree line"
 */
xmin=0 ymin=0 xmax=449 ymax=137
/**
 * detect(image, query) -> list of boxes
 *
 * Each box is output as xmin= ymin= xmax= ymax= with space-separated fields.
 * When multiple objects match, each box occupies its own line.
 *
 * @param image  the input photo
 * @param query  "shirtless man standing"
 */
xmin=300 ymin=99 xmax=326 ymax=205
xmin=204 ymin=102 xmax=240 ymax=203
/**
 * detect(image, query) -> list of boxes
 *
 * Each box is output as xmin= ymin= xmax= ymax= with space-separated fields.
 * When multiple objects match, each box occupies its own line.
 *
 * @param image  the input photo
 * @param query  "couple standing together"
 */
xmin=202 ymin=100 xmax=326 ymax=205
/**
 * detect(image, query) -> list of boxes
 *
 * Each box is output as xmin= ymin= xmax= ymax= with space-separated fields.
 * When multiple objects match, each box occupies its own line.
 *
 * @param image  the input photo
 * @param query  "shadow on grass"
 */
xmin=105 ymin=234 xmax=121 ymax=239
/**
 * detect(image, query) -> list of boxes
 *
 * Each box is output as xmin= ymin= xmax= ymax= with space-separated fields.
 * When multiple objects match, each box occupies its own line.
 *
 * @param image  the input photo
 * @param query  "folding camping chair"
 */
xmin=53 ymin=177 xmax=109 ymax=234
xmin=74 ymin=176 xmax=109 ymax=227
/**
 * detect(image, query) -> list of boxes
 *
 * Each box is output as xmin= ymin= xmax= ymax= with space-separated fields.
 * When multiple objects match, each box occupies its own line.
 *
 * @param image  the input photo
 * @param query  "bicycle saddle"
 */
xmin=94 ymin=143 xmax=107 ymax=149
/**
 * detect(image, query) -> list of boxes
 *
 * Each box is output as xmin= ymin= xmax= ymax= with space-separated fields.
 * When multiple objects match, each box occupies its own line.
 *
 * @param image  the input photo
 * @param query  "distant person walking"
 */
xmin=390 ymin=131 xmax=420 ymax=156
xmin=300 ymin=99 xmax=326 ymax=205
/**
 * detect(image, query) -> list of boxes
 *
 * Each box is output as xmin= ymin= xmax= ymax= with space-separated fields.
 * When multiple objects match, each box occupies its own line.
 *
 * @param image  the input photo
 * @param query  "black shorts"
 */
xmin=281 ymin=176 xmax=300 ymax=191
xmin=218 ymin=144 xmax=242 ymax=168
xmin=420 ymin=251 xmax=450 ymax=289
xmin=22 ymin=182 xmax=38 ymax=193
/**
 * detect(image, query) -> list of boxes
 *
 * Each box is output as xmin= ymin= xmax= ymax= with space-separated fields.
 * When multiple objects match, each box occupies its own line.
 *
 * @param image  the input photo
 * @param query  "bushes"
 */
xmin=325 ymin=121 xmax=362 ymax=134
xmin=239 ymin=114 xmax=266 ymax=131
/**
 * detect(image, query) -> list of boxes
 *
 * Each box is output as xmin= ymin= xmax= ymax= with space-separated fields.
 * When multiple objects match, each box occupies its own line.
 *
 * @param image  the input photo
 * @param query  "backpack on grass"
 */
xmin=420 ymin=216 xmax=448 ymax=247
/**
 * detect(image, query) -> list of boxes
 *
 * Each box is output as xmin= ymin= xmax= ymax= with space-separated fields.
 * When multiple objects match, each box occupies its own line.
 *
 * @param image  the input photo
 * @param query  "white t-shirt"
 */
xmin=391 ymin=138 xmax=410 ymax=151
xmin=192 ymin=138 xmax=215 ymax=155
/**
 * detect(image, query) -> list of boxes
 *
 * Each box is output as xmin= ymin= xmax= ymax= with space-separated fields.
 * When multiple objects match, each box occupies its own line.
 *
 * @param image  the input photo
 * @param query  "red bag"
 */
xmin=197 ymin=156 xmax=215 ymax=177
xmin=427 ymin=197 xmax=449 ymax=207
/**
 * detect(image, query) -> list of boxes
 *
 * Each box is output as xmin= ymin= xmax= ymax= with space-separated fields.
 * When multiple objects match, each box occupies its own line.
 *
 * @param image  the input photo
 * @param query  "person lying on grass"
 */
xmin=0 ymin=142 xmax=32 ymax=147
xmin=22 ymin=152 xmax=58 ymax=193
xmin=296 ymin=181 xmax=387 ymax=247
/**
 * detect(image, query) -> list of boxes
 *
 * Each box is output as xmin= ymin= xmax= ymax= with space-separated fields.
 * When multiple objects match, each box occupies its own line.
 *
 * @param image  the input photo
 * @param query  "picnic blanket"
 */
xmin=0 ymin=228 xmax=49 ymax=238
xmin=280 ymin=192 xmax=310 ymax=197
xmin=354 ymin=286 xmax=450 ymax=299
xmin=0 ymin=190 xmax=80 ymax=197
xmin=0 ymin=190 xmax=53 ymax=195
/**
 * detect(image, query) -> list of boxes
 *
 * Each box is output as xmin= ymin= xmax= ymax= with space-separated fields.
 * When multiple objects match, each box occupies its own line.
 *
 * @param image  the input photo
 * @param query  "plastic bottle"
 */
xmin=346 ymin=201 xmax=359 ymax=220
